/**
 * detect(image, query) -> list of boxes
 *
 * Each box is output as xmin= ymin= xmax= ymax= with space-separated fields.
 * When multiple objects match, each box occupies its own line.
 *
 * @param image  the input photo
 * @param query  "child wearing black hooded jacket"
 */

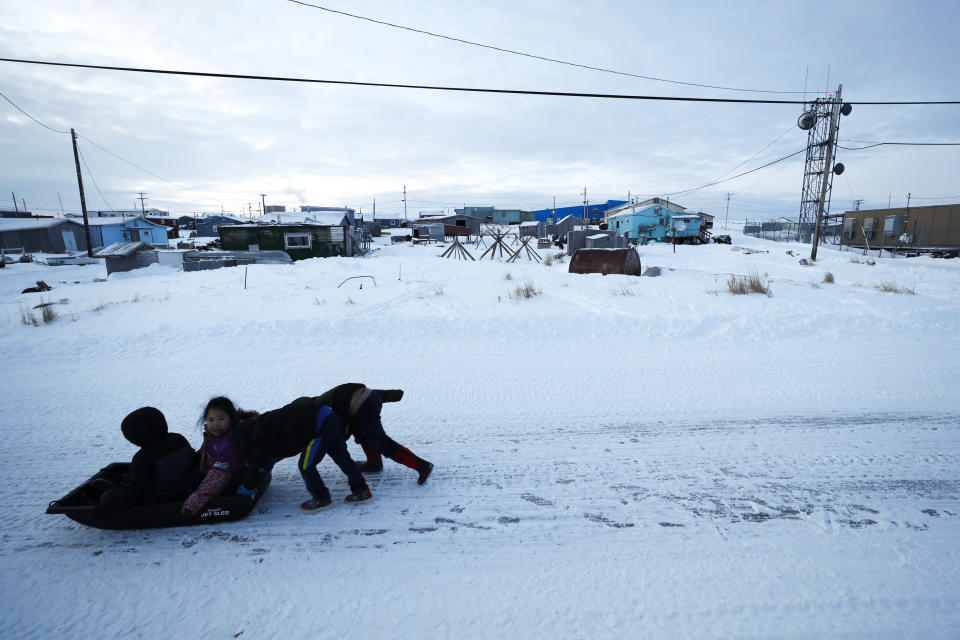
xmin=96 ymin=406 xmax=195 ymax=515
xmin=230 ymin=395 xmax=371 ymax=511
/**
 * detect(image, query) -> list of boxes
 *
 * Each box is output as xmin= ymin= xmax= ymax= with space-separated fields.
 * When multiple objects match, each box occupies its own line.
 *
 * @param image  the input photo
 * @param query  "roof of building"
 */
xmin=256 ymin=211 xmax=351 ymax=225
xmin=93 ymin=241 xmax=151 ymax=257
xmin=81 ymin=216 xmax=167 ymax=227
xmin=0 ymin=217 xmax=79 ymax=232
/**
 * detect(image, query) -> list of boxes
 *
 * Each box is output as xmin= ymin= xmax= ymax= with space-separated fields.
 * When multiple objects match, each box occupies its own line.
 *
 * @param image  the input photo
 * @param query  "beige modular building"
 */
xmin=841 ymin=204 xmax=960 ymax=255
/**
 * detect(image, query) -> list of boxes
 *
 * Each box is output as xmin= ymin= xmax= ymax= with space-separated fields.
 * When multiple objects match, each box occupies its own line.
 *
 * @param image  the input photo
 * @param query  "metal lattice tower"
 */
xmin=797 ymin=86 xmax=844 ymax=245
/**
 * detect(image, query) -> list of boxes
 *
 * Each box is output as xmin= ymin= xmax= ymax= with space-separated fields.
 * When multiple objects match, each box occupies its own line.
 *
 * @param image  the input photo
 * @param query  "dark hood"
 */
xmin=121 ymin=406 xmax=169 ymax=447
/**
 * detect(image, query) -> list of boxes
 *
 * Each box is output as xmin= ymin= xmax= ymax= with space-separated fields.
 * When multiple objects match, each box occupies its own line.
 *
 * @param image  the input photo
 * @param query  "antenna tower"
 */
xmin=796 ymin=85 xmax=851 ymax=251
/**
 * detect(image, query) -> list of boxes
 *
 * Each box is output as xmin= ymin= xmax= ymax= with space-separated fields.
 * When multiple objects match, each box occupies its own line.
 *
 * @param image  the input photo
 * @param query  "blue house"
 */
xmin=85 ymin=216 xmax=170 ymax=248
xmin=607 ymin=199 xmax=702 ymax=244
xmin=533 ymin=200 xmax=626 ymax=225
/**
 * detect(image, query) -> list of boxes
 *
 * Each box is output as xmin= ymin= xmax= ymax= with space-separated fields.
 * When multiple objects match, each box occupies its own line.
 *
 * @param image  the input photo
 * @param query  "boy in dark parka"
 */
xmin=231 ymin=396 xmax=370 ymax=509
xmin=97 ymin=406 xmax=194 ymax=515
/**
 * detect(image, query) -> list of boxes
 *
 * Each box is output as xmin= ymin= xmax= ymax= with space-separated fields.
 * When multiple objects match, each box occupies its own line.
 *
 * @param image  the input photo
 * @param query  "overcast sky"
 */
xmin=1 ymin=0 xmax=958 ymax=220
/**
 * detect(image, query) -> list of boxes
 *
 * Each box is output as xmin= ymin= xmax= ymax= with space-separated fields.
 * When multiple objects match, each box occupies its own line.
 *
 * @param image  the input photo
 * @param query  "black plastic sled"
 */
xmin=46 ymin=462 xmax=271 ymax=530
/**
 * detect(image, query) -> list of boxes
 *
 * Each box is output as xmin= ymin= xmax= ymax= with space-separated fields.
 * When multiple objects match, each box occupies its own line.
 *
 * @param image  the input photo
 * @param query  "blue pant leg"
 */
xmin=352 ymin=393 xmax=401 ymax=457
xmin=320 ymin=411 xmax=368 ymax=495
xmin=298 ymin=407 xmax=334 ymax=501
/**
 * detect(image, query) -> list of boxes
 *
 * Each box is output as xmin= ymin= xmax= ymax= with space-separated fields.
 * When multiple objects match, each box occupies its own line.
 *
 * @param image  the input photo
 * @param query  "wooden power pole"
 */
xmin=71 ymin=128 xmax=94 ymax=257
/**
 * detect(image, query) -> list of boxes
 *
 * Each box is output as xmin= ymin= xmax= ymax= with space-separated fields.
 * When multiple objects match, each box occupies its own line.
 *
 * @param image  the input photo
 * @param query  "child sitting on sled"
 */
xmin=97 ymin=406 xmax=194 ymax=515
xmin=181 ymin=397 xmax=258 ymax=515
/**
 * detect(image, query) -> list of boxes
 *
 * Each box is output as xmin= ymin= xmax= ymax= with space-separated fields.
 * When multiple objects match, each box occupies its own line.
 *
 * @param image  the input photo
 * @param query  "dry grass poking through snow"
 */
xmin=20 ymin=301 xmax=58 ymax=325
xmin=727 ymin=273 xmax=771 ymax=296
xmin=876 ymin=281 xmax=916 ymax=295
xmin=823 ymin=272 xmax=835 ymax=284
xmin=509 ymin=281 xmax=542 ymax=301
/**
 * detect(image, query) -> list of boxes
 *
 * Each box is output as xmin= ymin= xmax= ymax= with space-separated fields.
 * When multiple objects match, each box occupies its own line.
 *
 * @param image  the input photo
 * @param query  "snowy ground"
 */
xmin=1 ymin=226 xmax=958 ymax=639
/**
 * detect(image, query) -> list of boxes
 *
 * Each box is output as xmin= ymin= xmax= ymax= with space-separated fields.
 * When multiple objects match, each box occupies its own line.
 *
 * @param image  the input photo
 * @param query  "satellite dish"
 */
xmin=833 ymin=162 xmax=845 ymax=175
xmin=674 ymin=221 xmax=687 ymax=231
xmin=797 ymin=111 xmax=816 ymax=130
xmin=840 ymin=103 xmax=853 ymax=116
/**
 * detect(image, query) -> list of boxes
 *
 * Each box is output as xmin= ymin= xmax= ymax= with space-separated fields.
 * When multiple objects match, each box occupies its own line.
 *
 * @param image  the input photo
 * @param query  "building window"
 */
xmin=285 ymin=233 xmax=312 ymax=249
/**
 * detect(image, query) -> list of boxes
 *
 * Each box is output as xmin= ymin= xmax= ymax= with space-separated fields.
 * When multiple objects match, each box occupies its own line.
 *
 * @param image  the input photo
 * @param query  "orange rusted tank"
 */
xmin=568 ymin=248 xmax=641 ymax=276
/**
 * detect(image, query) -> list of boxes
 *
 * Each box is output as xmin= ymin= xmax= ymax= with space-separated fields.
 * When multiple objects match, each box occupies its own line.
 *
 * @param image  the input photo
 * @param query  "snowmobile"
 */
xmin=46 ymin=462 xmax=271 ymax=530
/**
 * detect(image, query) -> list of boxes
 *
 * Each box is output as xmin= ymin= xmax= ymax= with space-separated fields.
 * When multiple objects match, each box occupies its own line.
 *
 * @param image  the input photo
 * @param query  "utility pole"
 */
xmin=71 ymin=128 xmax=94 ymax=257
xmin=582 ymin=187 xmax=587 ymax=223
xmin=852 ymin=199 xmax=864 ymax=211
xmin=724 ymin=192 xmax=733 ymax=230
xmin=58 ymin=193 xmax=65 ymax=216
xmin=811 ymin=84 xmax=842 ymax=261
xmin=372 ymin=197 xmax=376 ymax=219
xmin=260 ymin=194 xmax=267 ymax=217
xmin=137 ymin=192 xmax=147 ymax=215
xmin=11 ymin=192 xmax=18 ymax=213
xmin=403 ymin=185 xmax=407 ymax=221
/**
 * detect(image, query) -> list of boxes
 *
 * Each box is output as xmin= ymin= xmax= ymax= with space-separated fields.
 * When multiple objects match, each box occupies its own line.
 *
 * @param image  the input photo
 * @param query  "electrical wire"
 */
xmin=285 ymin=0 xmax=810 ymax=95
xmin=659 ymin=147 xmax=807 ymax=197
xmin=77 ymin=134 xmax=220 ymax=203
xmin=77 ymin=147 xmax=114 ymax=210
xmin=0 ymin=89 xmax=69 ymax=134
xmin=709 ymin=124 xmax=796 ymax=182
xmin=3 ymin=57 xmax=959 ymax=105
xmin=0 ymin=88 xmax=223 ymax=207
xmin=838 ymin=141 xmax=960 ymax=150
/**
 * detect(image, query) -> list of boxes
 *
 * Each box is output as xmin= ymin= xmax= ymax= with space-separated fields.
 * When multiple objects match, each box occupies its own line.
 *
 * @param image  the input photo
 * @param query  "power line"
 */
xmin=0 ymin=89 xmax=69 ymax=134
xmin=77 ymin=134 xmax=220 ymax=203
xmin=3 ymin=57 xmax=959 ymax=105
xmin=709 ymin=124 xmax=796 ymax=182
xmin=838 ymin=141 xmax=960 ymax=150
xmin=285 ymin=0 xmax=810 ymax=95
xmin=0 ymin=88 xmax=222 ymax=206
xmin=77 ymin=147 xmax=114 ymax=210
xmin=659 ymin=147 xmax=807 ymax=197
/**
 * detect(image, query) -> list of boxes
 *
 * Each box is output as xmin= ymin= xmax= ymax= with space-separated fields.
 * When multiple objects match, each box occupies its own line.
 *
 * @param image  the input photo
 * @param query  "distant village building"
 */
xmin=219 ymin=220 xmax=361 ymax=259
xmin=193 ymin=215 xmax=243 ymax=237
xmin=93 ymin=241 xmax=159 ymax=276
xmin=533 ymin=200 xmax=627 ymax=225
xmin=841 ymin=204 xmax=960 ymax=254
xmin=84 ymin=216 xmax=170 ymax=248
xmin=0 ymin=218 xmax=89 ymax=253
xmin=454 ymin=206 xmax=534 ymax=225
xmin=413 ymin=213 xmax=484 ymax=236
xmin=606 ymin=198 xmax=702 ymax=244
xmin=546 ymin=214 xmax=579 ymax=239
xmin=1 ymin=209 xmax=35 ymax=218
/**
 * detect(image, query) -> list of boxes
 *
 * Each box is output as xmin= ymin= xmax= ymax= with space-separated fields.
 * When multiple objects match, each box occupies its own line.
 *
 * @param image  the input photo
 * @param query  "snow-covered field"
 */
xmin=1 ymin=227 xmax=958 ymax=639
